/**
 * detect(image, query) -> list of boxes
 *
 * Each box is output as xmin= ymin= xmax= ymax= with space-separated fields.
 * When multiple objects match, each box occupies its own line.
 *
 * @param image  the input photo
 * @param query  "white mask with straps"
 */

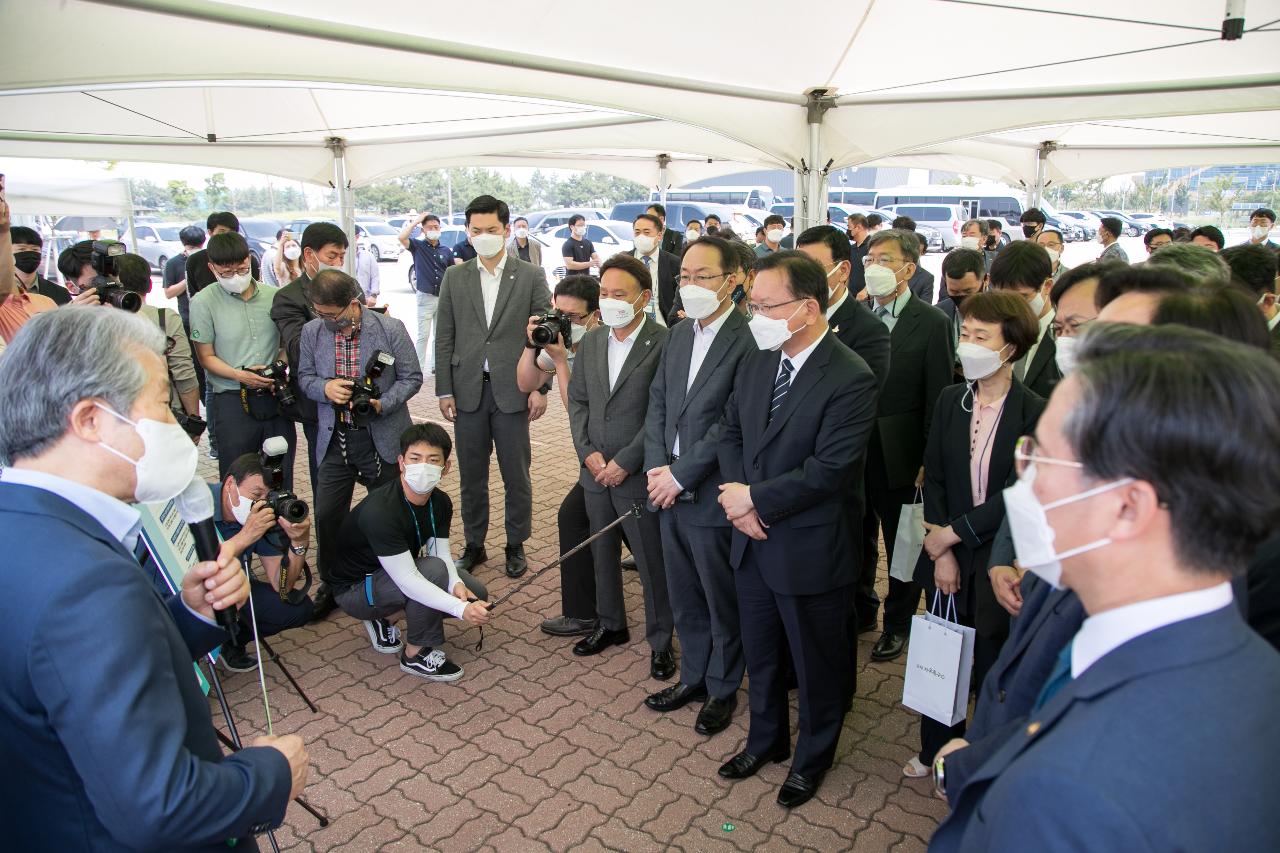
xmin=95 ymin=403 xmax=199 ymax=503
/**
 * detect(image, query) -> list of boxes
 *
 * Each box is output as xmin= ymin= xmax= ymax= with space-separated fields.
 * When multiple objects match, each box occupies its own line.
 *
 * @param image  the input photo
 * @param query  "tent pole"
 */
xmin=1032 ymin=141 xmax=1057 ymax=208
xmin=124 ymin=180 xmax=137 ymax=278
xmin=657 ymin=153 xmax=670 ymax=208
xmin=328 ymin=137 xmax=354 ymax=274
xmin=800 ymin=90 xmax=835 ymax=234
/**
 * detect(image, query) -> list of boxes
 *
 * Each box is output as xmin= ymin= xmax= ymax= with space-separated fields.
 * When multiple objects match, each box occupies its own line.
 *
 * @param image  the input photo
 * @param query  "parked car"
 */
xmin=239 ymin=218 xmax=285 ymax=260
xmin=878 ymin=203 xmax=966 ymax=248
xmin=534 ymin=220 xmax=635 ymax=281
xmin=610 ymin=200 xmax=753 ymax=239
xmin=1092 ymin=210 xmax=1146 ymax=236
xmin=521 ymin=208 xmax=608 ymax=234
xmin=1127 ymin=212 xmax=1174 ymax=230
xmin=354 ymin=221 xmax=403 ymax=262
xmin=129 ymin=222 xmax=186 ymax=272
xmin=1057 ymin=211 xmax=1100 ymax=240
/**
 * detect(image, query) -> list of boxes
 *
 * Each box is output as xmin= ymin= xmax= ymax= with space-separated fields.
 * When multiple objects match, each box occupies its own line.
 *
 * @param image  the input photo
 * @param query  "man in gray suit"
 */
xmin=436 ymin=196 xmax=553 ymax=579
xmin=298 ymin=270 xmax=423 ymax=587
xmin=644 ymin=236 xmax=755 ymax=735
xmin=507 ymin=217 xmax=543 ymax=267
xmin=568 ymin=253 xmax=675 ymax=678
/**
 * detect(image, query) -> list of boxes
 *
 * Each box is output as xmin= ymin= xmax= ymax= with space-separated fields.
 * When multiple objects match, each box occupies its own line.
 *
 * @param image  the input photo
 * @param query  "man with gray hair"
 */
xmin=931 ymin=324 xmax=1280 ymax=851
xmin=0 ymin=307 xmax=307 ymax=849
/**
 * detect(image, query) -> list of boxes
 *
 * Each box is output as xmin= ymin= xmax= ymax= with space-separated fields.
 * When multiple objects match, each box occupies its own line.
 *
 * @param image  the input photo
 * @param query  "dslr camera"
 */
xmin=349 ymin=350 xmax=395 ymax=428
xmin=244 ymin=358 xmax=298 ymax=408
xmin=89 ymin=240 xmax=142 ymax=312
xmin=530 ymin=310 xmax=573 ymax=348
xmin=259 ymin=436 xmax=308 ymax=523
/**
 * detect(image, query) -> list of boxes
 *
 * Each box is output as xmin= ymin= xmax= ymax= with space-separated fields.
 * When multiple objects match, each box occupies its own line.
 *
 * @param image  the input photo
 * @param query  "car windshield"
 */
xmin=600 ymin=223 xmax=633 ymax=242
xmin=895 ymin=206 xmax=953 ymax=222
xmin=241 ymin=221 xmax=281 ymax=239
xmin=155 ymin=226 xmax=182 ymax=241
xmin=361 ymin=223 xmax=396 ymax=235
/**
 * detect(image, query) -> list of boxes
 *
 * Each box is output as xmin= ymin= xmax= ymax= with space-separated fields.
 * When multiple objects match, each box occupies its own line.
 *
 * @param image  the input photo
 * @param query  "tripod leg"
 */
xmin=204 ymin=656 xmax=243 ymax=749
xmin=214 ymin=708 xmax=331 ymax=828
xmin=259 ymin=638 xmax=319 ymax=713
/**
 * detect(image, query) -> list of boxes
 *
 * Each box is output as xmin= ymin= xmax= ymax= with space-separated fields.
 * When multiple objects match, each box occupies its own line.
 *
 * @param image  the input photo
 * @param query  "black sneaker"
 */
xmin=219 ymin=643 xmax=257 ymax=672
xmin=364 ymin=618 xmax=403 ymax=654
xmin=400 ymin=647 xmax=464 ymax=682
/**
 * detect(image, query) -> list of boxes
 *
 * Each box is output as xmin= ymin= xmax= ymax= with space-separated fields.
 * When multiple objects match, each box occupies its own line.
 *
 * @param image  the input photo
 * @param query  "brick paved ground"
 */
xmin=201 ymin=375 xmax=948 ymax=852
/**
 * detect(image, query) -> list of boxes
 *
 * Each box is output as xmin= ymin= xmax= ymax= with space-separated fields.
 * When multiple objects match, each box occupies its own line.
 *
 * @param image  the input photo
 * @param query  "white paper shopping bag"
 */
xmin=902 ymin=593 xmax=976 ymax=726
xmin=889 ymin=491 xmax=924 ymax=582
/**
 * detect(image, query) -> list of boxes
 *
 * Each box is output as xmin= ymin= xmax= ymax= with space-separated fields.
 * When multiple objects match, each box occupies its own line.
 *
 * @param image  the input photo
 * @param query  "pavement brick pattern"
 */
xmin=202 ymin=377 xmax=948 ymax=852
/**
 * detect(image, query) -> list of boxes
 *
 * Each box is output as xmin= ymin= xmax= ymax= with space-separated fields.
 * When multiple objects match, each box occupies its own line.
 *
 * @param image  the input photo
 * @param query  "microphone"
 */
xmin=175 ymin=476 xmax=242 ymax=645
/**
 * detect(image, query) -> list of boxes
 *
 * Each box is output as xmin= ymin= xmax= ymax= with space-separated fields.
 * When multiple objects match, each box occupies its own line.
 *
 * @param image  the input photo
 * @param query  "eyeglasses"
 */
xmin=677 ymin=272 xmax=730 ymax=286
xmin=1038 ymin=241 xmax=1064 ymax=251
xmin=1051 ymin=316 xmax=1096 ymax=338
xmin=744 ymin=297 xmax=802 ymax=319
xmin=862 ymin=256 xmax=904 ymax=268
xmin=211 ymin=264 xmax=251 ymax=277
xmin=1013 ymin=435 xmax=1083 ymax=478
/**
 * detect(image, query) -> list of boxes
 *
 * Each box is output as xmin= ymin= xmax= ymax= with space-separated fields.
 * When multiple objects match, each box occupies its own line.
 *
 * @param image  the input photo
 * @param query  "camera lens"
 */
xmin=106 ymin=289 xmax=142 ymax=312
xmin=279 ymin=498 xmax=308 ymax=523
xmin=531 ymin=323 xmax=555 ymax=346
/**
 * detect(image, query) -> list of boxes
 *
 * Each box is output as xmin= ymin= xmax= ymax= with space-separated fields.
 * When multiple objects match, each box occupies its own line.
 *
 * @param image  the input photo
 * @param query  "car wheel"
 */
xmin=407 ymin=264 xmax=415 ymax=287
xmin=157 ymin=255 xmax=167 ymax=272
xmin=370 ymin=245 xmax=381 ymax=262
xmin=1127 ymin=226 xmax=1139 ymax=237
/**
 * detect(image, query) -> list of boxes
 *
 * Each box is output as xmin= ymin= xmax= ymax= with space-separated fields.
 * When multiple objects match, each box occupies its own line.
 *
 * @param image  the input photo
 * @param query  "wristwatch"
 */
xmin=289 ymin=543 xmax=308 ymax=556
xmin=933 ymin=755 xmax=947 ymax=797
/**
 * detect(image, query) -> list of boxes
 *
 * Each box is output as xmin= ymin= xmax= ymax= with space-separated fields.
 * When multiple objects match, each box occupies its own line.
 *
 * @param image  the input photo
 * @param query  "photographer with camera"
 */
xmin=61 ymin=239 xmax=144 ymax=312
xmin=210 ymin=452 xmax=315 ymax=672
xmin=515 ymin=276 xmax=603 ymax=636
xmin=299 ymin=269 xmax=422 ymax=591
xmin=190 ymin=231 xmax=298 ymax=484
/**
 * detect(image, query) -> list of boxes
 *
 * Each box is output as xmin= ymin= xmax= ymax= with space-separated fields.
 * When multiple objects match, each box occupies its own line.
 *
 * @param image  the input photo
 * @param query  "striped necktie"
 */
xmin=770 ymin=358 xmax=794 ymax=422
xmin=1031 ymin=640 xmax=1075 ymax=712
xmin=642 ymin=255 xmax=658 ymax=319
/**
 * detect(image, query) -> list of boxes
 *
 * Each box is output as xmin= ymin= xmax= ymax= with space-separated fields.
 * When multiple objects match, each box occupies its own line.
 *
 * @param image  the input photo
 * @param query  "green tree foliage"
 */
xmin=203 ymin=173 xmax=230 ymax=210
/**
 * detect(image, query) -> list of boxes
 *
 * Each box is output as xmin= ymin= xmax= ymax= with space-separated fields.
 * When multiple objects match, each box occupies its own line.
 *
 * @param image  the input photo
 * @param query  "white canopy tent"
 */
xmin=0 ymin=0 xmax=1276 ymax=237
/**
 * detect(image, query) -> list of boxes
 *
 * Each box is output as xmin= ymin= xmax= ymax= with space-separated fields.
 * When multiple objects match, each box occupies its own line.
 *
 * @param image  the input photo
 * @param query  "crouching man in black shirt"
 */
xmin=329 ymin=423 xmax=490 ymax=681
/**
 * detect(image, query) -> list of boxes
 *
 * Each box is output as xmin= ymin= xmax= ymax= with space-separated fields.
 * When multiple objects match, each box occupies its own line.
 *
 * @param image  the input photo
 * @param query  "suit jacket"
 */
xmin=29 ymin=274 xmax=71 ymax=305
xmin=1270 ymin=320 xmax=1280 ymax=359
xmin=506 ymin=235 xmax=542 ymax=267
xmin=944 ymin=574 xmax=1085 ymax=800
xmin=568 ymin=318 xmax=668 ymax=499
xmin=1246 ymin=530 xmax=1280 ymax=652
xmin=907 ymin=266 xmax=935 ymax=304
xmin=642 ymin=310 xmax=755 ymax=524
xmin=914 ymin=380 xmax=1046 ymax=616
xmin=932 ymin=605 xmax=1280 ymax=852
xmin=661 ymin=227 xmax=684 ymax=256
xmin=435 ymin=255 xmax=552 ymax=413
xmin=829 ymin=294 xmax=891 ymax=391
xmin=269 ymin=272 xmax=319 ymax=422
xmin=298 ymin=306 xmax=423 ymax=463
xmin=870 ymin=295 xmax=954 ymax=490
xmin=716 ymin=332 xmax=878 ymax=594
xmin=1098 ymin=241 xmax=1129 ymax=264
xmin=1019 ymin=328 xmax=1062 ymax=401
xmin=0 ymin=484 xmax=291 ymax=851
xmin=632 ymin=249 xmax=682 ymax=324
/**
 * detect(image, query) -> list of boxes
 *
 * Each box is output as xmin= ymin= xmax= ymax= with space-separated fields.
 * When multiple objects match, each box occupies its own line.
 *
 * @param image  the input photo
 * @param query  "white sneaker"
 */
xmin=400 ymin=647 xmax=464 ymax=682
xmin=364 ymin=618 xmax=403 ymax=653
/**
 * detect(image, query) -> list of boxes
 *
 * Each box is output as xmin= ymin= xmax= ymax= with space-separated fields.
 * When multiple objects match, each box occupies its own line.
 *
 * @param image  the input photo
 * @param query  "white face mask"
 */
xmin=95 ymin=403 xmax=199 ymax=504
xmin=1251 ymin=224 xmax=1272 ymax=241
xmin=229 ymin=485 xmax=254 ymax=525
xmin=218 ymin=272 xmax=251 ymax=294
xmin=404 ymin=462 xmax=443 ymax=495
xmin=766 ymin=228 xmax=785 ymax=244
xmin=864 ymin=264 xmax=900 ymax=299
xmin=1044 ymin=248 xmax=1060 ymax=267
xmin=1003 ymin=464 xmax=1133 ymax=588
xmin=748 ymin=303 xmax=803 ymax=351
xmin=571 ymin=226 xmax=586 ymax=239
xmin=956 ymin=341 xmax=1009 ymax=381
xmin=685 ymin=229 xmax=700 ymax=243
xmin=1054 ymin=334 xmax=1080 ymax=375
xmin=679 ymin=279 xmax=728 ymax=321
xmin=283 ymin=244 xmax=302 ymax=261
xmin=514 ymin=227 xmax=529 ymax=240
xmin=599 ymin=296 xmax=642 ymax=328
xmin=633 ymin=233 xmax=657 ymax=254
xmin=471 ymin=233 xmax=505 ymax=259
xmin=960 ymin=235 xmax=982 ymax=251
xmin=1028 ymin=292 xmax=1045 ymax=316
xmin=424 ymin=229 xmax=442 ymax=242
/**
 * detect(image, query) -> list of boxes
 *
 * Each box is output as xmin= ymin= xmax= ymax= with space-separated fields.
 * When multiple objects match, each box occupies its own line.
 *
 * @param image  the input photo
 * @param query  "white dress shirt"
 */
xmin=607 ymin=317 xmax=645 ymax=390
xmin=479 ymin=252 xmax=508 ymax=371
xmin=672 ymin=306 xmax=732 ymax=456
xmin=1269 ymin=310 xmax=1280 ymax=332
xmin=1071 ymin=582 xmax=1234 ymax=678
xmin=1019 ymin=307 xmax=1055 ymax=379
xmin=778 ymin=328 xmax=827 ymax=383
xmin=635 ymin=249 xmax=666 ymax=327
xmin=825 ymin=290 xmax=849 ymax=320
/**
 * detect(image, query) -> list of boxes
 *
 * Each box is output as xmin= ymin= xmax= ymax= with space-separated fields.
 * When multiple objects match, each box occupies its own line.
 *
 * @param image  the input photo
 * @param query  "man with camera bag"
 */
xmin=299 ymin=270 xmax=423 ymax=595
xmin=190 ymin=231 xmax=298 ymax=484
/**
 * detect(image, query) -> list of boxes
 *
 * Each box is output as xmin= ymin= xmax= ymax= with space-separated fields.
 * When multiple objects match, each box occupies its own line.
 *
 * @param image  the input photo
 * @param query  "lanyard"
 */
xmin=403 ymin=492 xmax=437 ymax=558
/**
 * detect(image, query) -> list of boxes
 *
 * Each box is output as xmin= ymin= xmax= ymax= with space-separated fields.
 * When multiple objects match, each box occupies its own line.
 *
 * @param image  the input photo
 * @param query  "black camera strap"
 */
xmin=263 ymin=527 xmax=313 ymax=605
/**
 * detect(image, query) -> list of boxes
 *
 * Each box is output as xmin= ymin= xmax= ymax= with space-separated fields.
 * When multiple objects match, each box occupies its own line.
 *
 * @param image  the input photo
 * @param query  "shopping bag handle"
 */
xmin=930 ymin=589 xmax=944 ymax=616
xmin=946 ymin=593 xmax=959 ymax=623
xmin=913 ymin=486 xmax=923 ymax=504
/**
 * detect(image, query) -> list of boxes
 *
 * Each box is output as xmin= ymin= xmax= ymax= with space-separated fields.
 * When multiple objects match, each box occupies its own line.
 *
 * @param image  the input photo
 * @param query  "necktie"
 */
xmin=1031 ymin=640 xmax=1074 ymax=712
xmin=642 ymin=255 xmax=658 ymax=319
xmin=874 ymin=305 xmax=888 ymax=319
xmin=770 ymin=358 xmax=794 ymax=422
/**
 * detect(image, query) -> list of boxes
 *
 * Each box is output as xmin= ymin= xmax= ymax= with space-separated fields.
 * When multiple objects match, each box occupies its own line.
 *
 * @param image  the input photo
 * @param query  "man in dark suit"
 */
xmin=647 ymin=203 xmax=685 ymax=256
xmin=436 ymin=195 xmax=553 ymax=579
xmin=644 ymin=236 xmax=756 ymax=735
xmin=715 ymin=251 xmax=878 ymax=809
xmin=631 ymin=212 xmax=682 ymax=325
xmin=851 ymin=229 xmax=954 ymax=661
xmin=846 ymin=212 xmax=871 ymax=296
xmin=988 ymin=241 xmax=1061 ymax=400
xmin=0 ymin=307 xmax=303 ymax=851
xmin=567 ymin=253 xmax=675 ymax=676
xmin=908 ymin=234 xmax=936 ymax=304
xmin=932 ymin=325 xmax=1280 ymax=851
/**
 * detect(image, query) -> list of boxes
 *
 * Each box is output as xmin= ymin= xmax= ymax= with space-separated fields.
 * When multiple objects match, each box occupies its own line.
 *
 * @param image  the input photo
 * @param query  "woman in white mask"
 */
xmin=273 ymin=232 xmax=302 ymax=288
xmin=902 ymin=290 xmax=1047 ymax=782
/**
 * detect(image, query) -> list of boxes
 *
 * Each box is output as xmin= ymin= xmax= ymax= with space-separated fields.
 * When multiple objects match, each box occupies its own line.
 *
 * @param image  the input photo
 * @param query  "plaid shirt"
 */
xmin=335 ymin=325 xmax=361 ymax=426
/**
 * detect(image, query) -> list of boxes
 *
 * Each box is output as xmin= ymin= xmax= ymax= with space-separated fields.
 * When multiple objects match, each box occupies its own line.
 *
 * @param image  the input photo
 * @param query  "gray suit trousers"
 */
xmin=454 ymin=381 xmax=532 ymax=546
xmin=584 ymin=486 xmax=673 ymax=652
xmin=661 ymin=507 xmax=743 ymax=699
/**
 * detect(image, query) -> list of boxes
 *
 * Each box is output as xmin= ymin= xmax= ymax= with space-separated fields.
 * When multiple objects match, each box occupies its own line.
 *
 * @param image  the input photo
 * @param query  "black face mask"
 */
xmin=706 ymin=225 xmax=719 ymax=234
xmin=14 ymin=251 xmax=40 ymax=275
xmin=951 ymin=292 xmax=969 ymax=309
xmin=1022 ymin=224 xmax=1039 ymax=238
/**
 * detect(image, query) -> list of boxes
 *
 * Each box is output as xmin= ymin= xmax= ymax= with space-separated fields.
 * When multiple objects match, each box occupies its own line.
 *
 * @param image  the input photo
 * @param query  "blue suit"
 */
xmin=931 ymin=604 xmax=1280 ymax=851
xmin=943 ymin=574 xmax=1085 ymax=800
xmin=0 ymin=483 xmax=292 ymax=851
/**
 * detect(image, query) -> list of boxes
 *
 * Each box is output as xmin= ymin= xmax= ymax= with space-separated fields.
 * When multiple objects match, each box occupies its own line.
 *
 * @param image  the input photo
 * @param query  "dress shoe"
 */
xmin=540 ymin=615 xmax=598 ymax=637
xmin=645 ymin=683 xmax=706 ymax=712
xmin=308 ymin=582 xmax=336 ymax=623
xmin=870 ymin=631 xmax=907 ymax=662
xmin=572 ymin=625 xmax=630 ymax=656
xmin=620 ymin=554 xmax=637 ymax=570
xmin=456 ymin=543 xmax=488 ymax=574
xmin=650 ymin=648 xmax=676 ymax=680
xmin=695 ymin=695 xmax=737 ymax=736
xmin=504 ymin=543 xmax=528 ymax=579
xmin=718 ymin=745 xmax=790 ymax=780
xmin=777 ymin=771 xmax=824 ymax=808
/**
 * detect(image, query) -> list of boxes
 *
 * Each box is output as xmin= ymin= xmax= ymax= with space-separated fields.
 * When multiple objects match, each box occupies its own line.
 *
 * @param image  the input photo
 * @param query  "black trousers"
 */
xmin=209 ymin=391 xmax=295 ymax=487
xmin=557 ymin=482 xmax=598 ymax=620
xmin=314 ymin=426 xmax=398 ymax=584
xmin=300 ymin=419 xmax=320 ymax=495
xmin=864 ymin=470 xmax=925 ymax=635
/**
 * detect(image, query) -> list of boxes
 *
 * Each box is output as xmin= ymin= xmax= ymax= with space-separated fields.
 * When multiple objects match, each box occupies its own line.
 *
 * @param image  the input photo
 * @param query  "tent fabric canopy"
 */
xmin=0 ymin=0 xmax=1275 ymax=196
